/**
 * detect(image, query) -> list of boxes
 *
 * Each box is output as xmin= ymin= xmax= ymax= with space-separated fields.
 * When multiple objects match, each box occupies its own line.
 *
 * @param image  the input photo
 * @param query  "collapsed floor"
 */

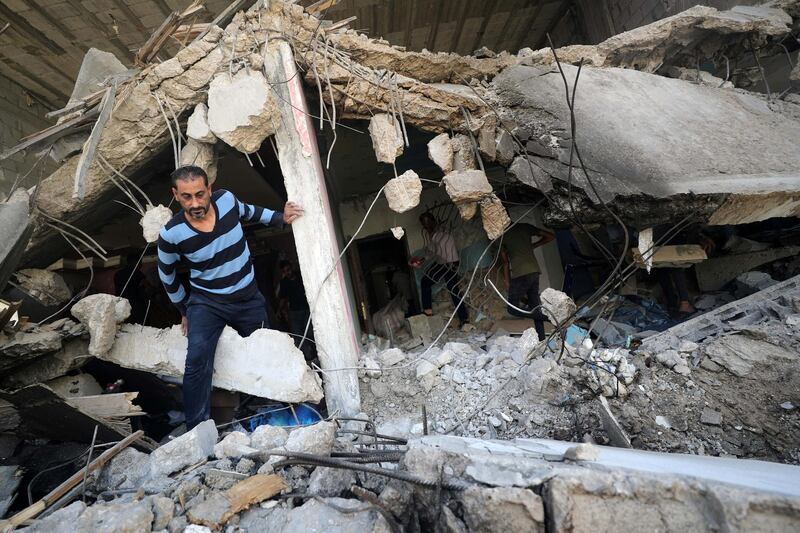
xmin=1 ymin=0 xmax=800 ymax=530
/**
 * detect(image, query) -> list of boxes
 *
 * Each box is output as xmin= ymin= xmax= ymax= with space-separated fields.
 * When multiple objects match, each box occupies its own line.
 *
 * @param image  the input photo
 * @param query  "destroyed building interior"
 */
xmin=1 ymin=0 xmax=800 ymax=531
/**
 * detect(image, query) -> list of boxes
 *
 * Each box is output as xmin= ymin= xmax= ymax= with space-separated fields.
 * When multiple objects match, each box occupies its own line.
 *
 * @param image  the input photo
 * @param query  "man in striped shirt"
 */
xmin=157 ymin=165 xmax=303 ymax=429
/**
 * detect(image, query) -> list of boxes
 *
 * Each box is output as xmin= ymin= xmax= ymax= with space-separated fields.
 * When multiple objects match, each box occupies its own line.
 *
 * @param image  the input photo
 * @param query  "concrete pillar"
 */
xmin=263 ymin=41 xmax=361 ymax=417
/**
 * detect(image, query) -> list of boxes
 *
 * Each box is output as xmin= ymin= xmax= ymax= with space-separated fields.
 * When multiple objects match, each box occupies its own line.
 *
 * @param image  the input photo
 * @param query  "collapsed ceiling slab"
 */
xmin=14 ymin=0 xmax=800 ymax=268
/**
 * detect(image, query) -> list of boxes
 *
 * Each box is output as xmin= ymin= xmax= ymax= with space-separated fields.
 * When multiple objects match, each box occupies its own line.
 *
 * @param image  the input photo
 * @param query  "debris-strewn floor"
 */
xmin=357 ymin=280 xmax=800 ymax=465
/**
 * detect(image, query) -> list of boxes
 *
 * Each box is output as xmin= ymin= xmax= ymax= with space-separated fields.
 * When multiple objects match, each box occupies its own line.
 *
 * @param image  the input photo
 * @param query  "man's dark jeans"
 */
xmin=184 ymin=291 xmax=267 ymax=429
xmin=507 ymin=272 xmax=547 ymax=340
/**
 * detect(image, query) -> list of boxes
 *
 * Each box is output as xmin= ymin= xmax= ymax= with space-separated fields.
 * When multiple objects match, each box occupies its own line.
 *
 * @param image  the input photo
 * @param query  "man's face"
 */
xmin=173 ymin=177 xmax=211 ymax=220
xmin=421 ymin=216 xmax=436 ymax=232
xmin=281 ymin=265 xmax=293 ymax=278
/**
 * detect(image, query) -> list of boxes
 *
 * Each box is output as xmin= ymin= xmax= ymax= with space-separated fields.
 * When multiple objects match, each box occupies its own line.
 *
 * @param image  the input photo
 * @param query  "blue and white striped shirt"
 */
xmin=157 ymin=189 xmax=282 ymax=315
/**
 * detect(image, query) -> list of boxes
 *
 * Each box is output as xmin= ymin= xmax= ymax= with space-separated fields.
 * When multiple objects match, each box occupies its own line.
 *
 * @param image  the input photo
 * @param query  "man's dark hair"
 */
xmin=171 ymin=165 xmax=208 ymax=188
xmin=279 ymin=260 xmax=292 ymax=270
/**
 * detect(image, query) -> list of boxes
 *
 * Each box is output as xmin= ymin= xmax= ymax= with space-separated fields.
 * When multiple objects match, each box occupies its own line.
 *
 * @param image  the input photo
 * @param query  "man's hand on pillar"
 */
xmin=284 ymin=201 xmax=304 ymax=224
xmin=181 ymin=316 xmax=188 ymax=336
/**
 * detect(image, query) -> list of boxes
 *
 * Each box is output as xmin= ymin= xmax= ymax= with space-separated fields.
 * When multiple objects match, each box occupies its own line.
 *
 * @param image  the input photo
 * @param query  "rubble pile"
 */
xmin=13 ymin=417 xmax=800 ymax=532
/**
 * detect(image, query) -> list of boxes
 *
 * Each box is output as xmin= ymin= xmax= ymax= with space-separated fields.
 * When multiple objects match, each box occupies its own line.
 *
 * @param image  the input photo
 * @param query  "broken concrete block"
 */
xmin=214 ymin=431 xmax=253 ymax=459
xmin=70 ymin=294 xmax=131 ymax=356
xmin=76 ymin=499 xmax=154 ymax=533
xmin=13 ymin=269 xmax=71 ymax=306
xmin=150 ymin=495 xmax=175 ymax=531
xmin=368 ymin=113 xmax=404 ymax=163
xmin=207 ymin=69 xmax=278 ymax=153
xmin=152 ymin=57 xmax=185 ymax=83
xmin=443 ymin=169 xmax=493 ymax=204
xmin=495 ymin=130 xmax=515 ymax=166
xmin=179 ymin=138 xmax=217 ymax=183
xmin=378 ymin=348 xmax=406 ymax=367
xmin=479 ymin=194 xmax=511 ymax=240
xmin=564 ymin=443 xmax=599 ymax=461
xmin=284 ymin=421 xmax=335 ymax=456
xmin=700 ymin=407 xmax=722 ymax=426
xmin=15 ymin=500 xmax=86 ymax=533
xmin=96 ymin=447 xmax=152 ymax=491
xmin=67 ymin=48 xmax=126 ymax=106
xmin=460 ymin=486 xmax=545 ymax=533
xmin=703 ymin=334 xmax=794 ymax=378
xmin=384 ymin=170 xmax=422 ymax=213
xmin=140 ymin=204 xmax=173 ymax=243
xmin=540 ymin=288 xmax=576 ymax=326
xmin=150 ymin=419 xmax=218 ymax=476
xmin=427 ymin=133 xmax=454 ymax=173
xmin=0 ymin=337 xmax=89 ymax=389
xmin=0 ymin=330 xmax=62 ymax=370
xmin=308 ymin=466 xmax=357 ymax=497
xmin=415 ymin=360 xmax=439 ymax=392
xmin=187 ymin=103 xmax=218 ymax=144
xmin=362 ymin=355 xmax=381 ymax=378
xmin=406 ymin=314 xmax=443 ymax=346
xmin=105 ymin=324 xmax=324 ymax=402
xmin=250 ymin=425 xmax=288 ymax=451
xmin=451 ymin=134 xmax=477 ymax=171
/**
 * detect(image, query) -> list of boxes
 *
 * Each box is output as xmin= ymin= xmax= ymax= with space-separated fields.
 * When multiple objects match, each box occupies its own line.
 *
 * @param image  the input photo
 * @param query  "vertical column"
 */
xmin=263 ymin=41 xmax=361 ymax=417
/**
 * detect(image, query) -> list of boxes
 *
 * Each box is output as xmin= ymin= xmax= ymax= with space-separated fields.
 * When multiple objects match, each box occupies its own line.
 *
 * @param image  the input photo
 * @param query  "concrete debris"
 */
xmin=479 ymin=194 xmax=511 ymax=240
xmin=214 ymin=431 xmax=257 ymax=459
xmin=307 ymin=466 xmax=357 ymax=497
xmin=0 ymin=330 xmax=62 ymax=370
xmin=13 ymin=269 xmax=71 ymax=306
xmin=525 ymin=5 xmax=792 ymax=73
xmin=701 ymin=407 xmax=723 ymax=426
xmin=703 ymin=334 xmax=795 ymax=378
xmin=664 ymin=66 xmax=734 ymax=88
xmin=390 ymin=226 xmax=404 ymax=239
xmin=442 ymin=169 xmax=493 ymax=205
xmin=139 ymin=204 xmax=173 ymax=243
xmin=460 ymin=486 xmax=545 ymax=532
xmin=539 ymin=288 xmax=576 ymax=326
xmin=150 ymin=419 xmax=218 ymax=477
xmin=564 ymin=442 xmax=600 ymax=461
xmin=70 ymin=293 xmax=131 ymax=356
xmin=427 ymin=133 xmax=454 ymax=173
xmin=104 ymin=324 xmax=324 ymax=402
xmin=186 ymin=102 xmax=218 ymax=144
xmin=66 ymin=48 xmax=127 ymax=106
xmin=368 ymin=113 xmax=404 ymax=164
xmin=415 ymin=360 xmax=439 ymax=392
xmin=250 ymin=425 xmax=288 ymax=451
xmin=451 ymin=134 xmax=477 ymax=171
xmin=736 ymin=271 xmax=777 ymax=295
xmin=284 ymin=421 xmax=336 ymax=456
xmin=383 ymin=170 xmax=422 ymax=213
xmin=207 ymin=69 xmax=278 ymax=153
xmin=179 ymin=138 xmax=217 ymax=182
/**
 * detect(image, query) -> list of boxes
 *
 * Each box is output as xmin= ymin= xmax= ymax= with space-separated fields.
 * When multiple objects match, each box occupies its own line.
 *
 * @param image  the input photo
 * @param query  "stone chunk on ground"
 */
xmin=308 ymin=466 xmax=357 ymax=497
xmin=140 ymin=204 xmax=173 ymax=243
xmin=368 ymin=113 xmax=404 ymax=163
xmin=250 ymin=425 xmax=289 ymax=451
xmin=150 ymin=419 xmax=218 ymax=477
xmin=214 ymin=431 xmax=257 ymax=459
xmin=540 ymin=288 xmax=576 ymax=326
xmin=13 ymin=269 xmax=71 ymax=306
xmin=70 ymin=294 xmax=131 ymax=356
xmin=384 ymin=170 xmax=422 ymax=213
xmin=460 ymin=486 xmax=545 ymax=533
xmin=104 ymin=324 xmax=323 ymax=402
xmin=284 ymin=421 xmax=336 ymax=456
xmin=207 ymin=69 xmax=278 ymax=153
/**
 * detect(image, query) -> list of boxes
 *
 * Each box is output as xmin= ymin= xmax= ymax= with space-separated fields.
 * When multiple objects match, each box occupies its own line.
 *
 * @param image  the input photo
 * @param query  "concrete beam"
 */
xmin=264 ymin=41 xmax=361 ymax=417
